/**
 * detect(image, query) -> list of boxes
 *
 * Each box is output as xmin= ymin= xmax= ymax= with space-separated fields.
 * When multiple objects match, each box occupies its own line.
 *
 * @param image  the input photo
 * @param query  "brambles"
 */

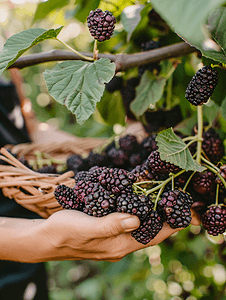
xmin=202 ymin=205 xmax=226 ymax=236
xmin=87 ymin=8 xmax=116 ymax=42
xmin=185 ymin=65 xmax=219 ymax=106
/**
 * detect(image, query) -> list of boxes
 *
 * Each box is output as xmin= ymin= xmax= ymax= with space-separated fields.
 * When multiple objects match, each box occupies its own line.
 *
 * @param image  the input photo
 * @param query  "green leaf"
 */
xmin=130 ymin=71 xmax=166 ymax=117
xmin=96 ymin=91 xmax=126 ymax=126
xmin=74 ymin=0 xmax=100 ymax=23
xmin=0 ymin=27 xmax=63 ymax=75
xmin=121 ymin=4 xmax=145 ymax=41
xmin=203 ymin=100 xmax=220 ymax=124
xmin=221 ymin=97 xmax=226 ymax=121
xmin=43 ymin=58 xmax=116 ymax=125
xmin=149 ymin=0 xmax=226 ymax=58
xmin=33 ymin=0 xmax=69 ymax=22
xmin=156 ymin=128 xmax=206 ymax=172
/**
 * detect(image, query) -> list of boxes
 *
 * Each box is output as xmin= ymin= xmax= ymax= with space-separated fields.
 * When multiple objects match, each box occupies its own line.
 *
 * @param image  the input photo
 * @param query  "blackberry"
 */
xmin=67 ymin=154 xmax=87 ymax=174
xmin=215 ymin=165 xmax=226 ymax=188
xmin=83 ymin=182 xmax=117 ymax=217
xmin=143 ymin=110 xmax=165 ymax=133
xmin=129 ymin=152 xmax=145 ymax=168
xmin=157 ymin=189 xmax=193 ymax=229
xmin=202 ymin=128 xmax=224 ymax=163
xmin=202 ymin=205 xmax=226 ymax=236
xmin=98 ymin=167 xmax=137 ymax=195
xmin=87 ymin=8 xmax=116 ymax=42
xmin=116 ymin=192 xmax=153 ymax=220
xmin=131 ymin=209 xmax=163 ymax=244
xmin=185 ymin=65 xmax=219 ymax=106
xmin=164 ymin=105 xmax=183 ymax=128
xmin=54 ymin=184 xmax=80 ymax=210
xmin=105 ymin=76 xmax=123 ymax=93
xmin=119 ymin=134 xmax=138 ymax=154
xmin=38 ymin=165 xmax=57 ymax=174
xmin=120 ymin=77 xmax=140 ymax=121
xmin=192 ymin=171 xmax=216 ymax=195
xmin=86 ymin=151 xmax=108 ymax=168
xmin=138 ymin=40 xmax=161 ymax=77
xmin=74 ymin=170 xmax=90 ymax=182
xmin=73 ymin=180 xmax=97 ymax=205
xmin=107 ymin=147 xmax=128 ymax=167
xmin=141 ymin=134 xmax=158 ymax=157
xmin=147 ymin=150 xmax=180 ymax=174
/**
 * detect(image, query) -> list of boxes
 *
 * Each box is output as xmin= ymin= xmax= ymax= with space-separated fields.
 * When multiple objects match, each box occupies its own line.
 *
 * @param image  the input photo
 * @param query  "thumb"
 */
xmin=93 ymin=212 xmax=140 ymax=238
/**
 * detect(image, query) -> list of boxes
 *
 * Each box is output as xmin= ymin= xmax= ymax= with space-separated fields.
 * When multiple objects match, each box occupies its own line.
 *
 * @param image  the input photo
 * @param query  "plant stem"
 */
xmin=196 ymin=105 xmax=203 ymax=164
xmin=182 ymin=171 xmax=195 ymax=191
xmin=56 ymin=38 xmax=94 ymax=61
xmin=215 ymin=184 xmax=219 ymax=205
xmin=201 ymin=155 xmax=220 ymax=172
xmin=182 ymin=135 xmax=198 ymax=142
xmin=154 ymin=186 xmax=164 ymax=210
xmin=93 ymin=40 xmax=99 ymax=60
xmin=166 ymin=75 xmax=173 ymax=110
xmin=203 ymin=164 xmax=226 ymax=189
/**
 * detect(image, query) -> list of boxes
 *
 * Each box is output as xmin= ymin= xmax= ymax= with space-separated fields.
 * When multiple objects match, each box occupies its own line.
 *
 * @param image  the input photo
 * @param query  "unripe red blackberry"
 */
xmin=98 ymin=167 xmax=137 ymax=195
xmin=157 ymin=189 xmax=193 ymax=229
xmin=131 ymin=209 xmax=163 ymax=244
xmin=147 ymin=150 xmax=180 ymax=174
xmin=54 ymin=184 xmax=81 ymax=210
xmin=202 ymin=205 xmax=226 ymax=236
xmin=202 ymin=128 xmax=224 ymax=163
xmin=185 ymin=65 xmax=219 ymax=106
xmin=116 ymin=192 xmax=153 ymax=221
xmin=87 ymin=9 xmax=116 ymax=42
xmin=192 ymin=171 xmax=216 ymax=195
xmin=83 ymin=182 xmax=117 ymax=217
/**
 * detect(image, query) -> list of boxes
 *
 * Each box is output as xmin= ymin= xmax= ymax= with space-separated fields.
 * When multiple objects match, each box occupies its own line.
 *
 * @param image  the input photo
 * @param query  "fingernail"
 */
xmin=121 ymin=217 xmax=140 ymax=232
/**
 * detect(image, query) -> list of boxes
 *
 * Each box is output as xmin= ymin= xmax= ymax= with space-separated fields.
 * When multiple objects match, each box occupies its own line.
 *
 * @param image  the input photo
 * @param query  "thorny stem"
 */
xmin=56 ymin=38 xmax=94 ymax=61
xmin=196 ymin=105 xmax=203 ymax=164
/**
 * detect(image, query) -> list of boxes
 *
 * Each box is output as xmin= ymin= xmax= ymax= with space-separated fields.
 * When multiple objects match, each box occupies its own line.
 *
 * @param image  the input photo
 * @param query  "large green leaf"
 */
xmin=149 ymin=0 xmax=226 ymax=61
xmin=43 ymin=58 xmax=116 ymax=125
xmin=156 ymin=128 xmax=205 ymax=172
xmin=130 ymin=70 xmax=166 ymax=117
xmin=0 ymin=27 xmax=63 ymax=75
xmin=33 ymin=0 xmax=69 ymax=22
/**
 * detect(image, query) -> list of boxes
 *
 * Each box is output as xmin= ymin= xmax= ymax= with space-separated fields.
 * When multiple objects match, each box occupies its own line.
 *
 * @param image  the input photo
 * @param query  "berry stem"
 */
xmin=182 ymin=171 xmax=195 ymax=192
xmin=135 ymin=180 xmax=164 ymax=185
xmin=201 ymin=155 xmax=220 ymax=172
xmin=56 ymin=38 xmax=94 ymax=61
xmin=93 ymin=40 xmax=99 ymax=60
xmin=171 ymin=175 xmax=174 ymax=190
xmin=182 ymin=135 xmax=198 ymax=142
xmin=165 ymin=65 xmax=176 ymax=79
xmin=215 ymin=184 xmax=219 ymax=206
xmin=196 ymin=105 xmax=203 ymax=164
xmin=154 ymin=186 xmax=164 ymax=210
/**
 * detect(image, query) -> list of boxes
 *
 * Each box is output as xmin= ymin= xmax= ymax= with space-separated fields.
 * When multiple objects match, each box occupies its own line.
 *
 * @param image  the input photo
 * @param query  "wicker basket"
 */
xmin=0 ymin=137 xmax=105 ymax=219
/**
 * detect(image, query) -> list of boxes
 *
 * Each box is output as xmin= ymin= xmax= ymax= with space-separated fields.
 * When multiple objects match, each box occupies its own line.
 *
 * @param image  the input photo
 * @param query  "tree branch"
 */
xmin=9 ymin=42 xmax=197 ymax=72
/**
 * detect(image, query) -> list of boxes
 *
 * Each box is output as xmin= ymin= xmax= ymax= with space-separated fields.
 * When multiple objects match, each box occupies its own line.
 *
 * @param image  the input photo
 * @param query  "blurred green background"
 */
xmin=1 ymin=0 xmax=226 ymax=299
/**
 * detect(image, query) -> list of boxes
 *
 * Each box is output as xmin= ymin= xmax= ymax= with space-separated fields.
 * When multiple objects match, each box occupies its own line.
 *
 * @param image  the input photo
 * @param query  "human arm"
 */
xmin=0 ymin=209 xmax=200 ymax=263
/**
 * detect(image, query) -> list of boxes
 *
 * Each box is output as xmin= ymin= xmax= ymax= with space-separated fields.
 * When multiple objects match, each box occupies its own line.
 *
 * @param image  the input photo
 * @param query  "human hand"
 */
xmin=39 ymin=208 xmax=201 ymax=262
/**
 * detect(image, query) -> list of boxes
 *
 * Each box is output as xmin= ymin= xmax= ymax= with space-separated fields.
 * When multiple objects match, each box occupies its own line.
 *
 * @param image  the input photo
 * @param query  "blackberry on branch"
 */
xmin=202 ymin=128 xmax=224 ymax=163
xmin=54 ymin=184 xmax=80 ymax=210
xmin=105 ymin=76 xmax=123 ymax=93
xmin=119 ymin=134 xmax=138 ymax=154
xmin=131 ymin=209 xmax=163 ymax=244
xmin=87 ymin=8 xmax=116 ymax=42
xmin=147 ymin=150 xmax=180 ymax=174
xmin=107 ymin=147 xmax=128 ymax=167
xmin=192 ymin=171 xmax=216 ymax=195
xmin=98 ymin=167 xmax=137 ymax=195
xmin=83 ymin=182 xmax=117 ymax=217
xmin=157 ymin=189 xmax=193 ymax=229
xmin=185 ymin=65 xmax=219 ymax=106
xmin=202 ymin=205 xmax=226 ymax=236
xmin=116 ymin=192 xmax=153 ymax=221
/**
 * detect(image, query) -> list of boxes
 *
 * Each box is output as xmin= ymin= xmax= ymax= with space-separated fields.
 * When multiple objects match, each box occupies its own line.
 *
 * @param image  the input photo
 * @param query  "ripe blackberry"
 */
xmin=107 ymin=147 xmax=128 ymax=167
xmin=67 ymin=154 xmax=87 ymax=174
xmin=202 ymin=128 xmax=224 ymax=163
xmin=185 ymin=65 xmax=219 ymax=106
xmin=131 ymin=209 xmax=163 ymax=244
xmin=119 ymin=134 xmax=138 ymax=154
xmin=38 ymin=165 xmax=57 ymax=174
xmin=141 ymin=134 xmax=158 ymax=157
xmin=143 ymin=110 xmax=165 ymax=133
xmin=157 ymin=189 xmax=193 ymax=229
xmin=192 ymin=171 xmax=216 ymax=195
xmin=120 ymin=77 xmax=140 ymax=121
xmin=138 ymin=40 xmax=161 ymax=77
xmin=215 ymin=165 xmax=226 ymax=188
xmin=202 ymin=205 xmax=226 ymax=236
xmin=74 ymin=180 xmax=97 ymax=205
xmin=74 ymin=170 xmax=90 ymax=182
xmin=87 ymin=9 xmax=116 ymax=42
xmin=147 ymin=150 xmax=180 ymax=174
xmin=86 ymin=151 xmax=108 ymax=168
xmin=105 ymin=76 xmax=123 ymax=93
xmin=129 ymin=152 xmax=145 ymax=168
xmin=116 ymin=192 xmax=153 ymax=220
xmin=164 ymin=105 xmax=183 ymax=128
xmin=83 ymin=182 xmax=117 ymax=217
xmin=54 ymin=184 xmax=80 ymax=210
xmin=98 ymin=167 xmax=137 ymax=195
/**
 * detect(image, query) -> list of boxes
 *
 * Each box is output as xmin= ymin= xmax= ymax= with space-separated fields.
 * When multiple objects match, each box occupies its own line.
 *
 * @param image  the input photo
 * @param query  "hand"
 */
xmin=39 ymin=208 xmax=201 ymax=262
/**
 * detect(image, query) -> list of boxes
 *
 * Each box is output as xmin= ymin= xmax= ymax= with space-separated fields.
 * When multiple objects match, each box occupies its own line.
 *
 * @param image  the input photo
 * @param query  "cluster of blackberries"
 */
xmin=185 ymin=65 xmax=219 ymax=106
xmin=87 ymin=8 xmax=116 ymax=42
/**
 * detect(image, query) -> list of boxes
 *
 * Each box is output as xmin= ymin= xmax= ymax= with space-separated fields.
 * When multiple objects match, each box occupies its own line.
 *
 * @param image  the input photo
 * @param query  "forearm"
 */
xmin=0 ymin=217 xmax=53 ymax=263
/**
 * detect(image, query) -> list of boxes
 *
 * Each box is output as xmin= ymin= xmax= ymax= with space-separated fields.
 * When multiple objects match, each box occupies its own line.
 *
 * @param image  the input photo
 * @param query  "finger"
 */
xmin=190 ymin=208 xmax=202 ymax=226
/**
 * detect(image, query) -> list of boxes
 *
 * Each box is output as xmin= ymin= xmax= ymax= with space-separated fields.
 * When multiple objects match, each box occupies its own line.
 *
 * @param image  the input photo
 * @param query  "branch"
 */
xmin=9 ymin=42 xmax=197 ymax=72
